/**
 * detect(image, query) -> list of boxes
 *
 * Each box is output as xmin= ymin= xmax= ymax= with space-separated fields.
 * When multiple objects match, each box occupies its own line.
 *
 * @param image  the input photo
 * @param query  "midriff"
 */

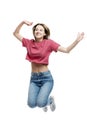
xmin=31 ymin=62 xmax=48 ymax=73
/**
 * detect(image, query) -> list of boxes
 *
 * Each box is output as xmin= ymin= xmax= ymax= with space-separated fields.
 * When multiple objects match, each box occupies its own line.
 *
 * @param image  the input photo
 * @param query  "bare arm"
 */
xmin=13 ymin=20 xmax=33 ymax=42
xmin=58 ymin=32 xmax=85 ymax=53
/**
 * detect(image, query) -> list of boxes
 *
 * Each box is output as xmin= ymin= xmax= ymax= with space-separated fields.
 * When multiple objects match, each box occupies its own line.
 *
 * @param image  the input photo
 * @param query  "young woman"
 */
xmin=13 ymin=20 xmax=84 ymax=112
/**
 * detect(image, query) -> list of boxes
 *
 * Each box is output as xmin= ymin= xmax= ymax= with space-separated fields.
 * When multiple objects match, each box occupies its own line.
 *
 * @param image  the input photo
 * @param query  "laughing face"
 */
xmin=34 ymin=25 xmax=46 ymax=41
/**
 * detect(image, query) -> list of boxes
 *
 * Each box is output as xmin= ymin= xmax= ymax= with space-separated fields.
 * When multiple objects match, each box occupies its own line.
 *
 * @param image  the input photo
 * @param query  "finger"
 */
xmin=30 ymin=22 xmax=33 ymax=25
xmin=29 ymin=22 xmax=33 ymax=25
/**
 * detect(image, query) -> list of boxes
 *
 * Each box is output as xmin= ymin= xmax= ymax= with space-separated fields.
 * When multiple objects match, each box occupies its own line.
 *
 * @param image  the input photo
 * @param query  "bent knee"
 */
xmin=37 ymin=100 xmax=47 ymax=108
xmin=27 ymin=101 xmax=36 ymax=108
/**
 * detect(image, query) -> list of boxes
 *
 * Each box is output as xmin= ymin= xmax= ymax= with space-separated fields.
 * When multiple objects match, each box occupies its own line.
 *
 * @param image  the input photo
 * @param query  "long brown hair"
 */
xmin=32 ymin=23 xmax=50 ymax=39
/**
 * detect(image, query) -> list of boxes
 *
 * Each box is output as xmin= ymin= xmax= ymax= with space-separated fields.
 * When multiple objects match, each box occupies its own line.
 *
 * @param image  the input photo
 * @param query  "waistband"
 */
xmin=31 ymin=70 xmax=51 ymax=76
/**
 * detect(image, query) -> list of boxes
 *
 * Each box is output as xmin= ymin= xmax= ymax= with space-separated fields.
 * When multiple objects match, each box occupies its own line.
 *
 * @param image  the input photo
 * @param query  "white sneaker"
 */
xmin=49 ymin=96 xmax=56 ymax=111
xmin=43 ymin=106 xmax=48 ymax=112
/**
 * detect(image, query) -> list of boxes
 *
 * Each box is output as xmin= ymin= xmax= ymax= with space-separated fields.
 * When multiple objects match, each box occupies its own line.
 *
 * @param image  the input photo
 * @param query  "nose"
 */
xmin=36 ymin=31 xmax=41 ymax=35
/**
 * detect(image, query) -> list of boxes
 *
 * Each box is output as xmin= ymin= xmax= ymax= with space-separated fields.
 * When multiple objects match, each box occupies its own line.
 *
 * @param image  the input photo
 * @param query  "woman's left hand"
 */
xmin=76 ymin=32 xmax=85 ymax=42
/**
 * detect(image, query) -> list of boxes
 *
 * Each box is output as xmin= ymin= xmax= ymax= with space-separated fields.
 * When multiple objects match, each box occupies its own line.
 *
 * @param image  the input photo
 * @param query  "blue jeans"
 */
xmin=27 ymin=70 xmax=54 ymax=108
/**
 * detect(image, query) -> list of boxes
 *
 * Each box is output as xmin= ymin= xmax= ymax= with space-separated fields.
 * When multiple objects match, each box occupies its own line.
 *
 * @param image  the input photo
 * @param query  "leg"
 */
xmin=37 ymin=80 xmax=53 ymax=108
xmin=27 ymin=82 xmax=40 ymax=108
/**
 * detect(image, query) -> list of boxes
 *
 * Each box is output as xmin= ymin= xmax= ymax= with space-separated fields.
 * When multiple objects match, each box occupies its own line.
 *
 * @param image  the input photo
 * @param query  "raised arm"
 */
xmin=13 ymin=20 xmax=33 ymax=42
xmin=58 ymin=32 xmax=85 ymax=53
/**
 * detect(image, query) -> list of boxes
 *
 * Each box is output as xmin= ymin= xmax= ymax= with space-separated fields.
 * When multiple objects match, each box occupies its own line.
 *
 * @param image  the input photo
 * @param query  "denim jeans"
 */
xmin=27 ymin=70 xmax=54 ymax=108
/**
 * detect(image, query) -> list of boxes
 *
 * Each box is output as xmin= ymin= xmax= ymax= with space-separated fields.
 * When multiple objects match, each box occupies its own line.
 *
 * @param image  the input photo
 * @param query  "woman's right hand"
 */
xmin=13 ymin=20 xmax=33 ymax=42
xmin=23 ymin=20 xmax=33 ymax=26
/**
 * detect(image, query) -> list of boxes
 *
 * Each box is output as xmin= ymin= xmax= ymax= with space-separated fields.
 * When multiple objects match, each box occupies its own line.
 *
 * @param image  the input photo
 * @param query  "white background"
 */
xmin=0 ymin=0 xmax=87 ymax=130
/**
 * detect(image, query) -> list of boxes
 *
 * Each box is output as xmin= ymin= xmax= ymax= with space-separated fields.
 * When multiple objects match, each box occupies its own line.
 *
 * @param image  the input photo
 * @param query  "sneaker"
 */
xmin=49 ymin=96 xmax=56 ymax=111
xmin=43 ymin=106 xmax=48 ymax=112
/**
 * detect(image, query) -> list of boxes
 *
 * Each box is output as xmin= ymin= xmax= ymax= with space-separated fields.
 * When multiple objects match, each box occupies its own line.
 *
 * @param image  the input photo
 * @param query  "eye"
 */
xmin=40 ymin=29 xmax=44 ymax=31
xmin=35 ymin=28 xmax=39 ymax=31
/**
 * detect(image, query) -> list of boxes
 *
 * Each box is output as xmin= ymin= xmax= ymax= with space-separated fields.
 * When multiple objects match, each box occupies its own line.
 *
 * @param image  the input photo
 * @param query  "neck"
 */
xmin=35 ymin=38 xmax=44 ymax=42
